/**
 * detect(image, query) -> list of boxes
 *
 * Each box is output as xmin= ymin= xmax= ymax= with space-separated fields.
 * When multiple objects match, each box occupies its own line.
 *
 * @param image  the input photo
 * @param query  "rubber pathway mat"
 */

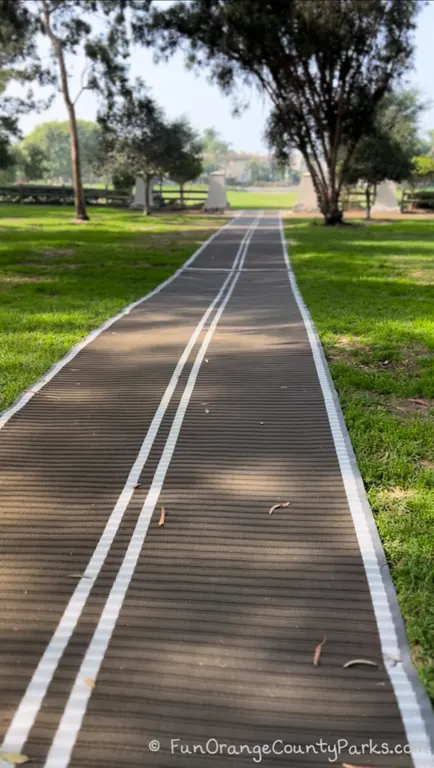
xmin=0 ymin=214 xmax=432 ymax=768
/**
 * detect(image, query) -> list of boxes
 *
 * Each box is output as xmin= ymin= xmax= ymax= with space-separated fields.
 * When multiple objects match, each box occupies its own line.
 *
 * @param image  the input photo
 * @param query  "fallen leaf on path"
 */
xmin=158 ymin=507 xmax=166 ymax=527
xmin=84 ymin=678 xmax=95 ymax=688
xmin=313 ymin=636 xmax=327 ymax=666
xmin=343 ymin=659 xmax=378 ymax=668
xmin=385 ymin=654 xmax=402 ymax=666
xmin=25 ymin=390 xmax=58 ymax=400
xmin=133 ymin=483 xmax=141 ymax=489
xmin=0 ymin=753 xmax=30 ymax=765
xmin=205 ymin=408 xmax=210 ymax=414
xmin=268 ymin=501 xmax=290 ymax=515
xmin=205 ymin=358 xmax=209 ymax=363
xmin=408 ymin=398 xmax=430 ymax=407
xmin=67 ymin=573 xmax=91 ymax=579
xmin=280 ymin=385 xmax=288 ymax=389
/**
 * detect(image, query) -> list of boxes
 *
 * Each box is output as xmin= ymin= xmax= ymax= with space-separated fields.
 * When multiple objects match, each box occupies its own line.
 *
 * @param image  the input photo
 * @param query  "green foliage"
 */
xmin=200 ymin=127 xmax=232 ymax=174
xmin=379 ymin=90 xmax=426 ymax=153
xmin=411 ymin=156 xmax=434 ymax=185
xmin=343 ymin=89 xmax=424 ymax=215
xmin=12 ymin=144 xmax=47 ymax=181
xmin=20 ymin=121 xmax=101 ymax=183
xmin=140 ymin=0 xmax=420 ymax=224
xmin=98 ymin=80 xmax=203 ymax=210
xmin=34 ymin=1 xmax=150 ymax=105
xmin=4 ymin=1 xmax=151 ymax=219
xmin=0 ymin=0 xmax=52 ymax=168
xmin=164 ymin=118 xmax=203 ymax=186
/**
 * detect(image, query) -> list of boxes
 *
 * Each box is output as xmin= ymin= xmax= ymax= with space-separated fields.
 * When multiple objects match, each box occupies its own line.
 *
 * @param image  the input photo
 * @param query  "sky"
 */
xmin=16 ymin=0 xmax=434 ymax=154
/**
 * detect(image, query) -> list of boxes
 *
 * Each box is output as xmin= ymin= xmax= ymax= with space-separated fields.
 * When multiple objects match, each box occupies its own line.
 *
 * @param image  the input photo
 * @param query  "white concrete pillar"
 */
xmin=130 ymin=176 xmax=145 ymax=209
xmin=293 ymin=173 xmax=320 ymax=213
xmin=204 ymin=171 xmax=228 ymax=211
xmin=372 ymin=181 xmax=400 ymax=213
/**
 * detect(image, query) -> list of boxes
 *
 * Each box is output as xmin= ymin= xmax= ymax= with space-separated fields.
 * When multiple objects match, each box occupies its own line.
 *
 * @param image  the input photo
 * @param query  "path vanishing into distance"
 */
xmin=0 ymin=213 xmax=433 ymax=768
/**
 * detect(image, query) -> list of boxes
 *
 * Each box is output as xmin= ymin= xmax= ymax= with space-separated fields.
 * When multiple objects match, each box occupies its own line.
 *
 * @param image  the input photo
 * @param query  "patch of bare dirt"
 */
xmin=122 ymin=229 xmax=216 ymax=248
xmin=408 ymin=269 xmax=434 ymax=284
xmin=21 ymin=261 xmax=81 ymax=270
xmin=0 ymin=274 xmax=46 ymax=284
xmin=376 ymin=487 xmax=415 ymax=513
xmin=327 ymin=337 xmax=434 ymax=376
xmin=42 ymin=248 xmax=75 ymax=258
xmin=386 ymin=395 xmax=434 ymax=419
xmin=419 ymin=459 xmax=434 ymax=470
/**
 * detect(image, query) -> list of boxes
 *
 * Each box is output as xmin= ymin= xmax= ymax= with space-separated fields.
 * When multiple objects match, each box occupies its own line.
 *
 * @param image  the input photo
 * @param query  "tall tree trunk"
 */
xmin=41 ymin=0 xmax=88 ymax=221
xmin=180 ymin=182 xmax=185 ymax=210
xmin=319 ymin=184 xmax=343 ymax=225
xmin=365 ymin=186 xmax=372 ymax=220
xmin=305 ymin=158 xmax=343 ymax=226
xmin=144 ymin=174 xmax=152 ymax=215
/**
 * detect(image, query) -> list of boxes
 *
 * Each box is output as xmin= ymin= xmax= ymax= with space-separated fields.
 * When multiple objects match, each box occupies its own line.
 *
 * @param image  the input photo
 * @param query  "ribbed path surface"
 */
xmin=0 ymin=214 xmax=431 ymax=768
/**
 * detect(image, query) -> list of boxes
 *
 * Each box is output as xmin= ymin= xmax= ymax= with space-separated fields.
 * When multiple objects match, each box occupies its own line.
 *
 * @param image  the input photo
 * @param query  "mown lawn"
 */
xmin=161 ymin=184 xmax=298 ymax=209
xmin=0 ymin=205 xmax=226 ymax=411
xmin=227 ymin=189 xmax=297 ymax=209
xmin=285 ymin=218 xmax=434 ymax=701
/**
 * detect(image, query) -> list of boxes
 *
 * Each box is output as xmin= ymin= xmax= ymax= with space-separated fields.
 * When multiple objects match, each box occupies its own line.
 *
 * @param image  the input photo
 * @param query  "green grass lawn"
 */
xmin=160 ymin=184 xmax=298 ymax=209
xmin=285 ymin=218 xmax=434 ymax=701
xmin=0 ymin=205 xmax=226 ymax=411
xmin=227 ymin=189 xmax=297 ymax=209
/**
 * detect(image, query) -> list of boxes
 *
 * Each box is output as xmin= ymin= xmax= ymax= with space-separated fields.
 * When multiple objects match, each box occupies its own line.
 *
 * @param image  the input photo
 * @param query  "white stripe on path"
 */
xmin=279 ymin=216 xmax=433 ymax=768
xmin=43 ymin=214 xmax=261 ymax=768
xmin=0 ymin=216 xmax=257 ymax=764
xmin=0 ymin=215 xmax=240 ymax=430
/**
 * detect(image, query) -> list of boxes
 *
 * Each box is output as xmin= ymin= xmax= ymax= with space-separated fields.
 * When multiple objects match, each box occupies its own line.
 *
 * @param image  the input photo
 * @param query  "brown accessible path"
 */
xmin=0 ymin=213 xmax=433 ymax=768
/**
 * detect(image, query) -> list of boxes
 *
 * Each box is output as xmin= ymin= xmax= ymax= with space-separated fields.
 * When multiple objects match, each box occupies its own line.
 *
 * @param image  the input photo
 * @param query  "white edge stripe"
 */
xmin=42 ymin=214 xmax=261 ymax=768
xmin=0 ymin=215 xmax=241 ymax=430
xmin=0 ymin=215 xmax=253 ymax=759
xmin=279 ymin=217 xmax=433 ymax=768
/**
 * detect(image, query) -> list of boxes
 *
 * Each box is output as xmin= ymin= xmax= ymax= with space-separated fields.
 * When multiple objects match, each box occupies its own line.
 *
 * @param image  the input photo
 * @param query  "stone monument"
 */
xmin=205 ymin=171 xmax=228 ymax=211
xmin=130 ymin=176 xmax=156 ymax=211
xmin=372 ymin=180 xmax=400 ymax=214
xmin=293 ymin=173 xmax=320 ymax=213
xmin=130 ymin=176 xmax=146 ymax=209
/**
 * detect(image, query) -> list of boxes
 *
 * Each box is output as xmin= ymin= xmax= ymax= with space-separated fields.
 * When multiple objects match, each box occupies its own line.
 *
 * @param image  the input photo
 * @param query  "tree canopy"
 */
xmin=201 ymin=128 xmax=232 ymax=175
xmin=343 ymin=89 xmax=426 ymax=217
xmin=98 ymin=79 xmax=202 ymax=213
xmin=0 ymin=0 xmax=51 ymax=170
xmin=140 ymin=0 xmax=421 ymax=224
xmin=411 ymin=156 xmax=434 ymax=187
xmin=164 ymin=118 xmax=203 ymax=201
xmin=4 ymin=0 xmax=150 ymax=219
xmin=20 ymin=121 xmax=101 ymax=183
